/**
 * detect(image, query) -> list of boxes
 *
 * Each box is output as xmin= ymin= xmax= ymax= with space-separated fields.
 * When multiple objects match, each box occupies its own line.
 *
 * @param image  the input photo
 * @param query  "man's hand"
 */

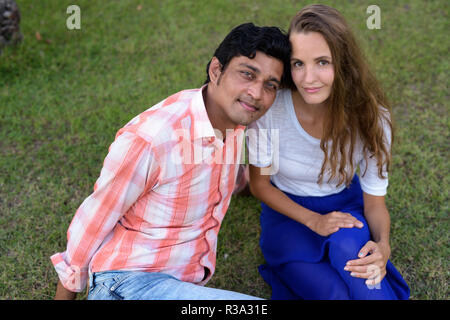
xmin=344 ymin=240 xmax=391 ymax=286
xmin=54 ymin=280 xmax=78 ymax=300
xmin=306 ymin=211 xmax=364 ymax=237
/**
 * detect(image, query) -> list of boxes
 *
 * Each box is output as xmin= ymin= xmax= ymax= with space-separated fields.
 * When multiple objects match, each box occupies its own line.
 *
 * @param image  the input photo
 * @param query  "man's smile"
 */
xmin=238 ymin=99 xmax=259 ymax=112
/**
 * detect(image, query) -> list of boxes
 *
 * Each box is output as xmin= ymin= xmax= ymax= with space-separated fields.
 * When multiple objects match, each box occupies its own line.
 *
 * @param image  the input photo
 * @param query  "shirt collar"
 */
xmin=190 ymin=85 xmax=246 ymax=142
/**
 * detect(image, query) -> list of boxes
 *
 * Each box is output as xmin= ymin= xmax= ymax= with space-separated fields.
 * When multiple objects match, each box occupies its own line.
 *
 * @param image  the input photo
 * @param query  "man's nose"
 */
xmin=247 ymin=81 xmax=263 ymax=100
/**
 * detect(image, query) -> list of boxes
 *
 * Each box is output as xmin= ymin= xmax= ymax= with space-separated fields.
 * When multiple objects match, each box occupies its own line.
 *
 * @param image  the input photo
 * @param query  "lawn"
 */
xmin=0 ymin=0 xmax=448 ymax=300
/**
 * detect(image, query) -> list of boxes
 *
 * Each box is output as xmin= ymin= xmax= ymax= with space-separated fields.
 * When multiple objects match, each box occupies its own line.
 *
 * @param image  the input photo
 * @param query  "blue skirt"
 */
xmin=259 ymin=175 xmax=410 ymax=300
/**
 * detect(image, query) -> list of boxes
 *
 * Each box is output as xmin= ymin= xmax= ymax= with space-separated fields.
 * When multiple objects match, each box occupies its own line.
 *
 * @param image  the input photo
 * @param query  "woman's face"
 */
xmin=289 ymin=31 xmax=334 ymax=106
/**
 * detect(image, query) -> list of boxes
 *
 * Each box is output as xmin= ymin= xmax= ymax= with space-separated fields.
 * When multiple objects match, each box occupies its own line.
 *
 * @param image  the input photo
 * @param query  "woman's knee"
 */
xmin=328 ymin=228 xmax=369 ymax=263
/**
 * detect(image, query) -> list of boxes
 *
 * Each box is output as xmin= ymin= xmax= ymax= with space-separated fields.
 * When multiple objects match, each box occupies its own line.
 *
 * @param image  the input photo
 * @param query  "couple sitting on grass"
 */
xmin=52 ymin=5 xmax=410 ymax=300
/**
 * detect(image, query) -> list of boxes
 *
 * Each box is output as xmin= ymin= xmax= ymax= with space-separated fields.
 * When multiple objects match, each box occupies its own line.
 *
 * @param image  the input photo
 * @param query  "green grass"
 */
xmin=0 ymin=0 xmax=448 ymax=300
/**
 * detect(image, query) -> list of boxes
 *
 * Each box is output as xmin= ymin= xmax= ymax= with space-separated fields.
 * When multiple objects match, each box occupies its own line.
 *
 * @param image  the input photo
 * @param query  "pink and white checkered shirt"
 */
xmin=51 ymin=87 xmax=246 ymax=292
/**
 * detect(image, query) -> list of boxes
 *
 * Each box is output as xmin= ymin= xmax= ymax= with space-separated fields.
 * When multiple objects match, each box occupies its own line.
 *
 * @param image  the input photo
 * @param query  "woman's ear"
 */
xmin=208 ymin=57 xmax=223 ymax=85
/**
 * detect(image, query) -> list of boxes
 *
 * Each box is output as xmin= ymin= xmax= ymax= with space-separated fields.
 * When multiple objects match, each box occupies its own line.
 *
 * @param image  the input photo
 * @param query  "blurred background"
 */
xmin=0 ymin=0 xmax=448 ymax=299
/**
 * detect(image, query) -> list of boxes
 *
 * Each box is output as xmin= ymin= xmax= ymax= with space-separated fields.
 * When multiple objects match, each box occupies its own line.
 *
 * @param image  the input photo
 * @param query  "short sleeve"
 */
xmin=247 ymin=112 xmax=275 ymax=168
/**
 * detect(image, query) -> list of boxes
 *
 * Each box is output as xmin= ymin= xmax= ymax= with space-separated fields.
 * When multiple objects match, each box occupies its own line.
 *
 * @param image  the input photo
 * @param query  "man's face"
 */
xmin=208 ymin=51 xmax=284 ymax=127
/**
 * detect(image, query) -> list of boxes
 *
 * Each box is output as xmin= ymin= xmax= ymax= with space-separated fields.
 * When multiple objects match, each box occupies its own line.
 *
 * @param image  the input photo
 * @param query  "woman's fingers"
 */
xmin=346 ymin=252 xmax=379 ymax=267
xmin=366 ymin=269 xmax=386 ymax=286
xmin=345 ymin=263 xmax=384 ymax=284
xmin=353 ymin=267 xmax=385 ymax=286
xmin=343 ymin=213 xmax=364 ymax=228
xmin=357 ymin=240 xmax=377 ymax=258
xmin=329 ymin=212 xmax=364 ymax=229
xmin=316 ymin=212 xmax=364 ymax=236
xmin=344 ymin=241 xmax=388 ymax=285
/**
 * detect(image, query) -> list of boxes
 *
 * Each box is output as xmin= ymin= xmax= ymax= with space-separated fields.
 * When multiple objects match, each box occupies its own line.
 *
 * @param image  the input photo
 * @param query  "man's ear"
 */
xmin=208 ymin=57 xmax=223 ymax=85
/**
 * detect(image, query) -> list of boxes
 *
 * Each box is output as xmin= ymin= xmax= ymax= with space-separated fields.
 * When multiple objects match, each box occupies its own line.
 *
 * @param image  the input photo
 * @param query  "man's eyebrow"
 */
xmin=268 ymin=77 xmax=281 ymax=85
xmin=239 ymin=63 xmax=260 ymax=73
xmin=239 ymin=63 xmax=281 ymax=84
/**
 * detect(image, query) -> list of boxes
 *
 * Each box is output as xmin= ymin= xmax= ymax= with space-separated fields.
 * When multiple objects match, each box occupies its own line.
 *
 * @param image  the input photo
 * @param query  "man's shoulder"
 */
xmin=116 ymin=88 xmax=200 ymax=143
xmin=138 ymin=88 xmax=200 ymax=122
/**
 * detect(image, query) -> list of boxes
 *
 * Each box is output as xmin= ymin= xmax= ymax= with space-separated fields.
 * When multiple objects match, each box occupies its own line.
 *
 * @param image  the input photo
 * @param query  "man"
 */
xmin=52 ymin=22 xmax=290 ymax=300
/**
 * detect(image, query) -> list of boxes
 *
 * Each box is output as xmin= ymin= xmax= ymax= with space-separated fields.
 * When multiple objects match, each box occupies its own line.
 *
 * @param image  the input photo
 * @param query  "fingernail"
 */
xmin=344 ymin=266 xmax=349 ymax=271
xmin=350 ymin=272 xmax=356 ymax=277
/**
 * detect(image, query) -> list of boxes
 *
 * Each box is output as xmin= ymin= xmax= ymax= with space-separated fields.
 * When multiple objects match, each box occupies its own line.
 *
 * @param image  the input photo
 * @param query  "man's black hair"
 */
xmin=204 ymin=22 xmax=291 ymax=87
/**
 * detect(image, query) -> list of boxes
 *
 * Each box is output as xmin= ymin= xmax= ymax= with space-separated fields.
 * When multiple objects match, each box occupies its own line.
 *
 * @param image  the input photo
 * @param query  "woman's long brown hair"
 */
xmin=287 ymin=4 xmax=394 ymax=187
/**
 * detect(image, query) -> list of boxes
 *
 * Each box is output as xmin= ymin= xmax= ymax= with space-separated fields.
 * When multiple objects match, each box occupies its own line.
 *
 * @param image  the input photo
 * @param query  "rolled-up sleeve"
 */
xmin=50 ymin=131 xmax=160 ymax=292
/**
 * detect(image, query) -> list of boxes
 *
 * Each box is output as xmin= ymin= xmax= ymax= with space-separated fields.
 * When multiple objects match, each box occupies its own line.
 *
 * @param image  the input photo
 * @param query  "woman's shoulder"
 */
xmin=249 ymin=89 xmax=293 ymax=130
xmin=274 ymin=88 xmax=292 ymax=107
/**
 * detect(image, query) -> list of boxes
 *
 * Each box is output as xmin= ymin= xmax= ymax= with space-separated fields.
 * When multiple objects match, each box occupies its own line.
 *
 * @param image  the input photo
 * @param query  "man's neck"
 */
xmin=202 ymin=85 xmax=237 ymax=140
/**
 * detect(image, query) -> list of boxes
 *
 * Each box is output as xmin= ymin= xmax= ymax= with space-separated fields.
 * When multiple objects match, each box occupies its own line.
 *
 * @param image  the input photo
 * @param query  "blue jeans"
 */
xmin=88 ymin=270 xmax=263 ymax=300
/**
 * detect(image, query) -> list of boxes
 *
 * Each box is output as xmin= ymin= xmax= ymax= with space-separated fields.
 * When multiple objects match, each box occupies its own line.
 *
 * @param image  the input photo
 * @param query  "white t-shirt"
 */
xmin=247 ymin=89 xmax=391 ymax=197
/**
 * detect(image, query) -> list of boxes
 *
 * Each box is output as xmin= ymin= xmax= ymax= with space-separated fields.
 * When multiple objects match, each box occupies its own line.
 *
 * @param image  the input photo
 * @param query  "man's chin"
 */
xmin=228 ymin=110 xmax=262 ymax=127
xmin=235 ymin=118 xmax=253 ymax=127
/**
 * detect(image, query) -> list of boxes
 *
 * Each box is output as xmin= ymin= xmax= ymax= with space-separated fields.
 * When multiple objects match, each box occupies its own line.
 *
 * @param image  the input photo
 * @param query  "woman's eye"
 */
xmin=319 ymin=60 xmax=330 ymax=66
xmin=292 ymin=61 xmax=303 ymax=68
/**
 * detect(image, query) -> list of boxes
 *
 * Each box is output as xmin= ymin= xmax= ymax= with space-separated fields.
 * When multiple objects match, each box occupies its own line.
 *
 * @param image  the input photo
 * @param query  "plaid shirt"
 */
xmin=51 ymin=87 xmax=246 ymax=292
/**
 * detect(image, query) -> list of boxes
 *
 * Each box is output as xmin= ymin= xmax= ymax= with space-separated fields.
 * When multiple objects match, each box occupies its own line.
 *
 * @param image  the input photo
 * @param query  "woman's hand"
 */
xmin=344 ymin=240 xmax=391 ymax=286
xmin=306 ymin=211 xmax=364 ymax=237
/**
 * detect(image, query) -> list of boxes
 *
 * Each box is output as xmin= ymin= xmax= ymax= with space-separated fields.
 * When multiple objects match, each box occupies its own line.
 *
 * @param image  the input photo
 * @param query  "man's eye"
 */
xmin=265 ymin=83 xmax=278 ymax=91
xmin=241 ymin=71 xmax=253 ymax=79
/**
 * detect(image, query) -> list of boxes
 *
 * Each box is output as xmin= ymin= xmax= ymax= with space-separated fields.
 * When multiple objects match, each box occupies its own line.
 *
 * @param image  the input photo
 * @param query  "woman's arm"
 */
xmin=344 ymin=193 xmax=391 ymax=285
xmin=249 ymin=165 xmax=363 ymax=237
xmin=363 ymin=193 xmax=391 ymax=248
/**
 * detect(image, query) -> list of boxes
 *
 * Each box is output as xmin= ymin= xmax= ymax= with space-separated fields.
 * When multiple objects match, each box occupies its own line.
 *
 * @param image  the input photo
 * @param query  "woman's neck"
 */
xmin=291 ymin=89 xmax=327 ymax=122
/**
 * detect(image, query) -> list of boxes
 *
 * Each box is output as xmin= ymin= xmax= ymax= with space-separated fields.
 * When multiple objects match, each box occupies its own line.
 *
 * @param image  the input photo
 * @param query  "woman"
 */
xmin=247 ymin=5 xmax=410 ymax=299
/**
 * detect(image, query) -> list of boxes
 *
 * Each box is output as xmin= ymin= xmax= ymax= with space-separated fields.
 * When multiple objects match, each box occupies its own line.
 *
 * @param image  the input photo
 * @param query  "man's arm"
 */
xmin=51 ymin=131 xmax=160 ymax=295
